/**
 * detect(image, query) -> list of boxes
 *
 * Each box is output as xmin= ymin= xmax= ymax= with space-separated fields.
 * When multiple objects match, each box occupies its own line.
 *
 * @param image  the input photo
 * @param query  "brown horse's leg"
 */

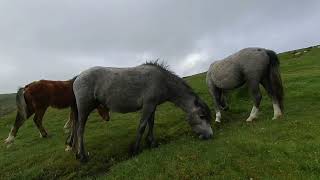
xmin=4 ymin=112 xmax=31 ymax=144
xmin=33 ymin=108 xmax=48 ymax=138
xmin=64 ymin=110 xmax=73 ymax=134
xmin=65 ymin=107 xmax=76 ymax=152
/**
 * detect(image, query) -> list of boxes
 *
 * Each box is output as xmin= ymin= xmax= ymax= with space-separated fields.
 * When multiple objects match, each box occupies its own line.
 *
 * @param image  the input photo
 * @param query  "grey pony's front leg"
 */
xmin=213 ymin=87 xmax=223 ymax=123
xmin=145 ymin=112 xmax=158 ymax=148
xmin=207 ymin=79 xmax=223 ymax=123
xmin=132 ymin=104 xmax=156 ymax=155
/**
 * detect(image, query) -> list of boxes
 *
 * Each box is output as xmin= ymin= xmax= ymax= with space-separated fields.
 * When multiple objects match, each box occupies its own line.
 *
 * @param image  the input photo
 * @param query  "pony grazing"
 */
xmin=69 ymin=61 xmax=213 ymax=162
xmin=4 ymin=78 xmax=110 ymax=144
xmin=206 ymin=48 xmax=284 ymax=123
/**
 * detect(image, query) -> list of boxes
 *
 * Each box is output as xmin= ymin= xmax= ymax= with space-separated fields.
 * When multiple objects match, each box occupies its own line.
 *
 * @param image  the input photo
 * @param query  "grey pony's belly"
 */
xmin=107 ymin=98 xmax=143 ymax=113
xmin=211 ymin=61 xmax=244 ymax=90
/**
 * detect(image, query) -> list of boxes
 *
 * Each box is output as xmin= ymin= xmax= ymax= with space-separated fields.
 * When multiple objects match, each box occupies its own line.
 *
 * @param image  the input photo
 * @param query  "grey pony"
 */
xmin=206 ymin=48 xmax=284 ymax=122
xmin=69 ymin=61 xmax=213 ymax=162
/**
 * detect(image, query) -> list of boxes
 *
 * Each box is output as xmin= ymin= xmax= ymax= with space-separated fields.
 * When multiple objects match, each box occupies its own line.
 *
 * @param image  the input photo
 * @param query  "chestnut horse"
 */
xmin=4 ymin=77 xmax=110 ymax=144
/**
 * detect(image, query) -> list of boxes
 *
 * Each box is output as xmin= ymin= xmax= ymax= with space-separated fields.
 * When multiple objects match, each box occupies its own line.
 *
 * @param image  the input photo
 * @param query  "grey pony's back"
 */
xmin=265 ymin=50 xmax=284 ymax=111
xmin=73 ymin=63 xmax=180 ymax=113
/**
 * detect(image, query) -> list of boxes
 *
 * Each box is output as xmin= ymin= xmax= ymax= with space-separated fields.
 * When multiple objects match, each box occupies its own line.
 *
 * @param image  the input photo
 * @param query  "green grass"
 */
xmin=0 ymin=94 xmax=16 ymax=118
xmin=1 ymin=46 xmax=320 ymax=179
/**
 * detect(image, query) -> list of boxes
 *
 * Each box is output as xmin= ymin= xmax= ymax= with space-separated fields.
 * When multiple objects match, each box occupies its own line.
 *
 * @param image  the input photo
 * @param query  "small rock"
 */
xmin=294 ymin=52 xmax=302 ymax=56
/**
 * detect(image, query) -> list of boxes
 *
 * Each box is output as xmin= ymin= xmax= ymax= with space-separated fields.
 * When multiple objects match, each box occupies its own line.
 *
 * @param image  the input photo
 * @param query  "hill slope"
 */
xmin=0 ymin=93 xmax=16 ymax=118
xmin=0 ymin=46 xmax=319 ymax=179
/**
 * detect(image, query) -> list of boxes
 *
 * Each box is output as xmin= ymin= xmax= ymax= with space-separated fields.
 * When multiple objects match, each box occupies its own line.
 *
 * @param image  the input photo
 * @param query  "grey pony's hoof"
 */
xmin=129 ymin=144 xmax=142 ymax=156
xmin=40 ymin=132 xmax=50 ymax=138
xmin=146 ymin=140 xmax=159 ymax=149
xmin=272 ymin=113 xmax=283 ymax=120
xmin=76 ymin=153 xmax=89 ymax=163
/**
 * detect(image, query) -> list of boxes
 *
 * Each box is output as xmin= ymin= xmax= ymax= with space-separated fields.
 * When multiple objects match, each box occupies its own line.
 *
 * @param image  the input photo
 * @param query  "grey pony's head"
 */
xmin=188 ymin=96 xmax=213 ymax=140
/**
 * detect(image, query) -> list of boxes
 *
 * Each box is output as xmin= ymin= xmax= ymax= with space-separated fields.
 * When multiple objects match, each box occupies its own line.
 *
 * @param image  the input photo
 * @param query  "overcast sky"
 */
xmin=0 ymin=0 xmax=319 ymax=93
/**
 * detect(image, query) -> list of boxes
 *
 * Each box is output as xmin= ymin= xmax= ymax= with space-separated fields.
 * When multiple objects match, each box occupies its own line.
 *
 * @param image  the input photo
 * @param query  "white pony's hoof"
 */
xmin=4 ymin=136 xmax=14 ymax=144
xmin=246 ymin=117 xmax=254 ymax=122
xmin=215 ymin=119 xmax=221 ymax=123
xmin=272 ymin=114 xmax=282 ymax=120
xmin=65 ymin=145 xmax=73 ymax=152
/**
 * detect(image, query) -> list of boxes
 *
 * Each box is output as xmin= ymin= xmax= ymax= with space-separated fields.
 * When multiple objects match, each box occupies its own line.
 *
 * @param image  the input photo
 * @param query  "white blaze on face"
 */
xmin=246 ymin=106 xmax=259 ymax=122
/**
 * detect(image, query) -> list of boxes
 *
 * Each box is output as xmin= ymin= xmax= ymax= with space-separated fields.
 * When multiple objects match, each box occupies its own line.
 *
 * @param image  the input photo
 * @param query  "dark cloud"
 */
xmin=0 ymin=0 xmax=319 ymax=93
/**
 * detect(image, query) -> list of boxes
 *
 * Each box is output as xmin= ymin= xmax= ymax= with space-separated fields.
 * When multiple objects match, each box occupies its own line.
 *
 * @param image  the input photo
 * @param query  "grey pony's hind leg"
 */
xmin=261 ymin=78 xmax=282 ymax=120
xmin=76 ymin=107 xmax=92 ymax=163
xmin=145 ymin=111 xmax=158 ymax=148
xmin=33 ymin=108 xmax=48 ymax=138
xmin=132 ymin=103 xmax=156 ymax=155
xmin=246 ymin=82 xmax=262 ymax=122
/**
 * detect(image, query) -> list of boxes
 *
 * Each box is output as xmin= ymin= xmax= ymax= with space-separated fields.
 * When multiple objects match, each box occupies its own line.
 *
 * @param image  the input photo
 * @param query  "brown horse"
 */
xmin=4 ymin=78 xmax=110 ymax=144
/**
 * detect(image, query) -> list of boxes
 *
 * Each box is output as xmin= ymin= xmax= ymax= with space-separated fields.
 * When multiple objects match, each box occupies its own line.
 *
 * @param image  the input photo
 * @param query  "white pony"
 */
xmin=206 ymin=48 xmax=284 ymax=122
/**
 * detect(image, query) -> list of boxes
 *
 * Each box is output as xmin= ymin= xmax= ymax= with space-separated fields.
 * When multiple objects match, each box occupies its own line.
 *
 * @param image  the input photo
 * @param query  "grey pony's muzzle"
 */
xmin=198 ymin=127 xmax=213 ymax=140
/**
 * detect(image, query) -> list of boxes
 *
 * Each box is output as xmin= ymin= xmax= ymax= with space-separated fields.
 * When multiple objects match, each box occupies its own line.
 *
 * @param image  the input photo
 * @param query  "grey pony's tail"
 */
xmin=16 ymin=88 xmax=28 ymax=120
xmin=266 ymin=50 xmax=284 ymax=112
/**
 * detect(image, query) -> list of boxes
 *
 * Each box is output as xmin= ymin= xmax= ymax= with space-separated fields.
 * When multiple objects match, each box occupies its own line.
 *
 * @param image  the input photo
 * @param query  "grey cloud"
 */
xmin=0 ymin=0 xmax=319 ymax=93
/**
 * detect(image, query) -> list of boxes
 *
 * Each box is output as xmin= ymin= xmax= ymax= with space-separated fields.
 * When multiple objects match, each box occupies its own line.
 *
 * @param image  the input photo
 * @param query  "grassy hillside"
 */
xmin=0 ymin=46 xmax=320 ymax=179
xmin=0 ymin=93 xmax=16 ymax=118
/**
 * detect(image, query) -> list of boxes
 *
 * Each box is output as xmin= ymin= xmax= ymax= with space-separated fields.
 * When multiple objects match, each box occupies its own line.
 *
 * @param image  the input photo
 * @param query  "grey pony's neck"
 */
xmin=169 ymin=86 xmax=195 ymax=113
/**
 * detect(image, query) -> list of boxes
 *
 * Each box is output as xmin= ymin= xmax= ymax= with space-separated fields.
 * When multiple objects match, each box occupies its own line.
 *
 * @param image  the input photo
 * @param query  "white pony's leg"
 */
xmin=215 ymin=111 xmax=222 ymax=123
xmin=272 ymin=101 xmax=282 ymax=120
xmin=246 ymin=106 xmax=259 ymax=122
xmin=4 ymin=130 xmax=15 ymax=144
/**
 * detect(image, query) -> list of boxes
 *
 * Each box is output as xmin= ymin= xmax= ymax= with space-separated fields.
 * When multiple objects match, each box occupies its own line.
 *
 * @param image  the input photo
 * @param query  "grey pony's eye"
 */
xmin=200 ymin=115 xmax=206 ymax=119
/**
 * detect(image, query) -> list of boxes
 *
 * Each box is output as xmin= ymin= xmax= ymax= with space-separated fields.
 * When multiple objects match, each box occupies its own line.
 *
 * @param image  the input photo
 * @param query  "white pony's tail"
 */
xmin=266 ymin=50 xmax=284 ymax=112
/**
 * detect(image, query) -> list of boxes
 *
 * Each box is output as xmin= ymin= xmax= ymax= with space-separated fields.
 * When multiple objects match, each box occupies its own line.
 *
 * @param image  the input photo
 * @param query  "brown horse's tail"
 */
xmin=16 ymin=88 xmax=28 ymax=120
xmin=266 ymin=50 xmax=284 ymax=112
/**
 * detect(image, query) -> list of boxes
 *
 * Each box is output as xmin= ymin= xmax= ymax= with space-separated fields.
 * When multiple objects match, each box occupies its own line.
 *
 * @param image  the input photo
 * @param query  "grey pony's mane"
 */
xmin=143 ymin=60 xmax=195 ymax=94
xmin=143 ymin=60 xmax=175 ymax=77
xmin=143 ymin=60 xmax=212 ymax=120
